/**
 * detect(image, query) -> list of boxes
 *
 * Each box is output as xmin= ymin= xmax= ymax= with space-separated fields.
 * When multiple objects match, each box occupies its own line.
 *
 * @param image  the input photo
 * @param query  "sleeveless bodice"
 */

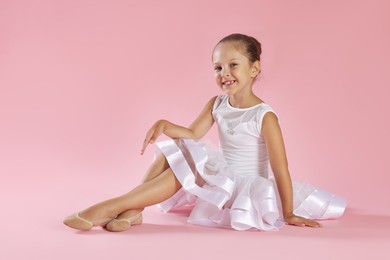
xmin=212 ymin=95 xmax=278 ymax=178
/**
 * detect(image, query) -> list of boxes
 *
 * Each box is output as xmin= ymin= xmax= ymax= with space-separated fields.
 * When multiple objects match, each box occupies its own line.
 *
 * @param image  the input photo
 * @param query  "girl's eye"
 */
xmin=214 ymin=66 xmax=222 ymax=71
xmin=230 ymin=63 xmax=238 ymax=68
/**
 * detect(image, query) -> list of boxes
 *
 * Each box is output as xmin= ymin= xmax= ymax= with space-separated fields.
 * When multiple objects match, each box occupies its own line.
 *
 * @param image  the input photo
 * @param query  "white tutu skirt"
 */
xmin=156 ymin=139 xmax=347 ymax=231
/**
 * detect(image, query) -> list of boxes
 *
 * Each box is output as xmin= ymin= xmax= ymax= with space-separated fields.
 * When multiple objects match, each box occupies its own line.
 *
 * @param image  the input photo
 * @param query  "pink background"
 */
xmin=1 ymin=0 xmax=389 ymax=259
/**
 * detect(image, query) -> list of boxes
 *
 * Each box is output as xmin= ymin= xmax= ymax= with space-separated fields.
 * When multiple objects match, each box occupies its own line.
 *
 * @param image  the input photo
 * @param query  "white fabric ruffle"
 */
xmin=157 ymin=139 xmax=346 ymax=231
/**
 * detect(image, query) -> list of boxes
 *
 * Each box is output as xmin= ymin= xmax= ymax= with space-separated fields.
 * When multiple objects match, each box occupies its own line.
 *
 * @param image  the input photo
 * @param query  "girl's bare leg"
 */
xmin=64 ymin=167 xmax=181 ymax=230
xmin=142 ymin=153 xmax=170 ymax=183
xmin=108 ymin=153 xmax=170 ymax=220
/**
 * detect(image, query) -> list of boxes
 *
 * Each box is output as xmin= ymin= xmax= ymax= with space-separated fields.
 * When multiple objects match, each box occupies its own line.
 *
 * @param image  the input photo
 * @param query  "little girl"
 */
xmin=64 ymin=33 xmax=346 ymax=232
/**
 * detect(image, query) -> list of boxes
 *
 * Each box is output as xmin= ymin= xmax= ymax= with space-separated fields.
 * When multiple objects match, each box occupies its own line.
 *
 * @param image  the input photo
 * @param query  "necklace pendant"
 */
xmin=227 ymin=129 xmax=235 ymax=135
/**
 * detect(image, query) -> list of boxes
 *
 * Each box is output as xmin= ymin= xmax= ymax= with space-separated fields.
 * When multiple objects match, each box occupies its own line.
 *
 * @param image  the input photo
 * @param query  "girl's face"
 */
xmin=212 ymin=42 xmax=260 ymax=95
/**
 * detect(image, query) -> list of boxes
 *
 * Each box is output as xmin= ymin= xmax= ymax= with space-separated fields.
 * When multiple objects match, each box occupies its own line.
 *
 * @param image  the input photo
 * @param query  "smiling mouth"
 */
xmin=222 ymin=80 xmax=236 ymax=87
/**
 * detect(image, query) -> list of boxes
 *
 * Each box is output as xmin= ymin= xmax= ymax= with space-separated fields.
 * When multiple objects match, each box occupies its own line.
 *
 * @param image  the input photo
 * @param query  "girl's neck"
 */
xmin=228 ymin=92 xmax=263 ymax=109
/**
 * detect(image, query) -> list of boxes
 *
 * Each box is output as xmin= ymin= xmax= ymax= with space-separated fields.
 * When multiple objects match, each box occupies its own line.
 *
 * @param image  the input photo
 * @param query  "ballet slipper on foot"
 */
xmin=105 ymin=212 xmax=143 ymax=232
xmin=63 ymin=213 xmax=113 ymax=231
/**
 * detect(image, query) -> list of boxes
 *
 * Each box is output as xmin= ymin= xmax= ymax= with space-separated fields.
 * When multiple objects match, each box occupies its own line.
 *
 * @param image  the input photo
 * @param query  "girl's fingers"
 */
xmin=286 ymin=216 xmax=321 ymax=228
xmin=305 ymin=219 xmax=321 ymax=228
xmin=141 ymin=140 xmax=152 ymax=155
xmin=140 ymin=121 xmax=165 ymax=154
xmin=140 ymin=143 xmax=148 ymax=155
xmin=141 ymin=127 xmax=162 ymax=154
xmin=298 ymin=218 xmax=320 ymax=228
xmin=141 ymin=131 xmax=154 ymax=154
xmin=140 ymin=144 xmax=148 ymax=155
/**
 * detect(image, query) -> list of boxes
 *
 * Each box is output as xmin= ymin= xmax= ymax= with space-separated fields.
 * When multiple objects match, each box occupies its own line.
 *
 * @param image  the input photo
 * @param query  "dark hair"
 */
xmin=217 ymin=33 xmax=262 ymax=63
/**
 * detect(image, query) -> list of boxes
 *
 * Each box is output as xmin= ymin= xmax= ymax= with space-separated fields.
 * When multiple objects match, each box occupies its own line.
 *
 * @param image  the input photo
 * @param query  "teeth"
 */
xmin=223 ymin=80 xmax=235 ymax=86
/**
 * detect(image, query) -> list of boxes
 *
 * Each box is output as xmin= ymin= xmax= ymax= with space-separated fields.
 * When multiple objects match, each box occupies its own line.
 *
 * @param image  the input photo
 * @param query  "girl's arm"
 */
xmin=261 ymin=112 xmax=320 ymax=228
xmin=141 ymin=96 xmax=217 ymax=154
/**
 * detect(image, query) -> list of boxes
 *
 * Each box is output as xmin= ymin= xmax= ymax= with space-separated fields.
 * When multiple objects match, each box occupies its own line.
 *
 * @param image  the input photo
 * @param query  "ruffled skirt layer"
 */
xmin=156 ymin=139 xmax=346 ymax=231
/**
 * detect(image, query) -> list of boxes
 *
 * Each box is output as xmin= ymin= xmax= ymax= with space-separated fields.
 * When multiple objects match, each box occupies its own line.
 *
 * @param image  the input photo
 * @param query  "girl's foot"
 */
xmin=105 ymin=209 xmax=143 ymax=232
xmin=63 ymin=205 xmax=116 ymax=231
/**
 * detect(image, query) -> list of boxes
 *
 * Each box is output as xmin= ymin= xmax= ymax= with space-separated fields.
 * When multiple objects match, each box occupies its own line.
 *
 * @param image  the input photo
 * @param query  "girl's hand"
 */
xmin=284 ymin=213 xmax=321 ymax=228
xmin=141 ymin=120 xmax=167 ymax=155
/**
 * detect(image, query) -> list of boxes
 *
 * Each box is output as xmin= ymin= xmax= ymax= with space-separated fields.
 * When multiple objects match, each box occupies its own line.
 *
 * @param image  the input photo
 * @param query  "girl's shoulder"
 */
xmin=256 ymin=103 xmax=280 ymax=134
xmin=212 ymin=95 xmax=228 ymax=111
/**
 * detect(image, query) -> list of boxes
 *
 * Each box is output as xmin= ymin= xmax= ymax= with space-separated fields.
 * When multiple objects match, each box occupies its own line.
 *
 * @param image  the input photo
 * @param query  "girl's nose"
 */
xmin=222 ymin=68 xmax=230 ymax=77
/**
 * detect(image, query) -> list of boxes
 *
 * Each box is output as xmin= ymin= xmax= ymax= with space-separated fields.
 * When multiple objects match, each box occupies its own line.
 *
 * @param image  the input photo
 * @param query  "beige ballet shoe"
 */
xmin=105 ymin=212 xmax=143 ymax=232
xmin=63 ymin=213 xmax=113 ymax=231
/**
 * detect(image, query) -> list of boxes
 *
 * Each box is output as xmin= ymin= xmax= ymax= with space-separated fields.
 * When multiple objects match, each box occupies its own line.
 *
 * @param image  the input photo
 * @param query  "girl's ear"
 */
xmin=251 ymin=60 xmax=261 ymax=78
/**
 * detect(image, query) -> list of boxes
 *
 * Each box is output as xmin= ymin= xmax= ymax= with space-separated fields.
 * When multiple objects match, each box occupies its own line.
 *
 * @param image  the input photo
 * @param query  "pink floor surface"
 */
xmin=1 ymin=158 xmax=389 ymax=260
xmin=2 ymin=187 xmax=389 ymax=260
